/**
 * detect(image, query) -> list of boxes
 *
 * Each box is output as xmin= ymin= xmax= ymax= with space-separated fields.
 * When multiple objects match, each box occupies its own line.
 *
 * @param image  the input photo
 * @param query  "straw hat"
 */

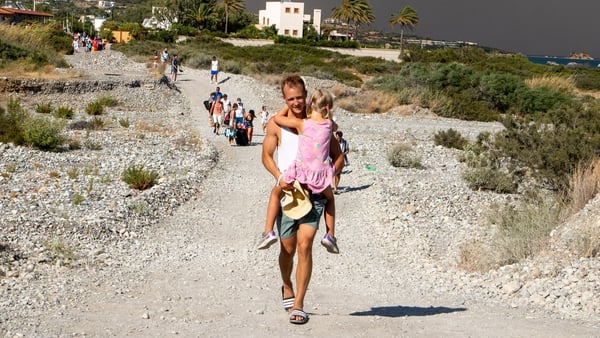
xmin=281 ymin=181 xmax=312 ymax=220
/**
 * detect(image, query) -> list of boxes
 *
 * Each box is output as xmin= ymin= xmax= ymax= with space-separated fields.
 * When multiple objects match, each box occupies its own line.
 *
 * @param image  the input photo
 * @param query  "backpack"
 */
xmin=223 ymin=111 xmax=231 ymax=125
xmin=203 ymin=100 xmax=211 ymax=111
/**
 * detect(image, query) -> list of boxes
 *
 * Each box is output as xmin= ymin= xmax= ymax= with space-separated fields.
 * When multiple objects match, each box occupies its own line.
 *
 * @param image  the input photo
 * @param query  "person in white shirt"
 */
xmin=260 ymin=105 xmax=269 ymax=133
xmin=221 ymin=94 xmax=232 ymax=125
xmin=260 ymin=75 xmax=344 ymax=325
xmin=210 ymin=56 xmax=219 ymax=84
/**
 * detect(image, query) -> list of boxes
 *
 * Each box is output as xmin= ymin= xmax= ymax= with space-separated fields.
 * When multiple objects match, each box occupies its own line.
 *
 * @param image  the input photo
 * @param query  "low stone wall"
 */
xmin=0 ymin=77 xmax=155 ymax=94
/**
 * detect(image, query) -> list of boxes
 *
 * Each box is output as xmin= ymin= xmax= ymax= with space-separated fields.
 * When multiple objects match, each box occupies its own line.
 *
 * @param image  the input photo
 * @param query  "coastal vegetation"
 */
xmin=2 ymin=11 xmax=600 ymax=269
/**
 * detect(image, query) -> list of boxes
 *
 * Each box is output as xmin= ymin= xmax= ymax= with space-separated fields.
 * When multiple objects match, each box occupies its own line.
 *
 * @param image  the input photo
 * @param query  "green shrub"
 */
xmin=72 ymin=193 xmax=85 ymax=205
xmin=494 ymin=111 xmax=600 ymax=192
xmin=83 ymin=139 xmax=102 ymax=150
xmin=434 ymin=128 xmax=469 ymax=150
xmin=122 ymin=165 xmax=159 ymax=190
xmin=53 ymin=106 xmax=75 ymax=119
xmin=67 ymin=137 xmax=81 ymax=150
xmin=463 ymin=167 xmax=516 ymax=193
xmin=43 ymin=240 xmax=76 ymax=260
xmin=21 ymin=116 xmax=65 ymax=151
xmin=67 ymin=117 xmax=105 ymax=131
xmin=387 ymin=144 xmax=424 ymax=169
xmin=438 ymin=92 xmax=499 ymax=121
xmin=67 ymin=168 xmax=79 ymax=179
xmin=573 ymin=72 xmax=600 ymax=91
xmin=488 ymin=194 xmax=563 ymax=265
xmin=86 ymin=101 xmax=104 ymax=115
xmin=516 ymin=86 xmax=572 ymax=115
xmin=35 ymin=102 xmax=53 ymax=114
xmin=118 ymin=117 xmax=130 ymax=128
xmin=97 ymin=95 xmax=118 ymax=107
xmin=479 ymin=73 xmax=526 ymax=112
xmin=0 ymin=98 xmax=27 ymax=144
xmin=91 ymin=116 xmax=106 ymax=130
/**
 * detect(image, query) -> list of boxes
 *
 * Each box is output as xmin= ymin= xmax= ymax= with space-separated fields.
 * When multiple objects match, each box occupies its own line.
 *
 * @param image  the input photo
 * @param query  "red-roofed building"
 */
xmin=0 ymin=7 xmax=53 ymax=24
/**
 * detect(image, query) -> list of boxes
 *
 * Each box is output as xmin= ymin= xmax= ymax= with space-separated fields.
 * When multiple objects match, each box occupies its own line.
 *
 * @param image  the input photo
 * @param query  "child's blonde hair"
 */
xmin=307 ymin=89 xmax=334 ymax=120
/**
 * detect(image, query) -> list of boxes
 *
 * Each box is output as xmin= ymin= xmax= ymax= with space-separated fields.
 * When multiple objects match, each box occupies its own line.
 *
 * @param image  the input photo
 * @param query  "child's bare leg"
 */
xmin=263 ymin=184 xmax=283 ymax=234
xmin=321 ymin=186 xmax=335 ymax=237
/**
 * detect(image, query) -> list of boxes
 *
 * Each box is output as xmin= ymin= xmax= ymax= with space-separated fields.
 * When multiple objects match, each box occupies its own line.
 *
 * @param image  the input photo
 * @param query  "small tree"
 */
xmin=390 ymin=6 xmax=419 ymax=57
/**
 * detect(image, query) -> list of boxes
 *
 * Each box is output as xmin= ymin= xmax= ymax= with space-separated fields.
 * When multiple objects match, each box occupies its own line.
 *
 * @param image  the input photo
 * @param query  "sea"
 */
xmin=527 ymin=56 xmax=600 ymax=68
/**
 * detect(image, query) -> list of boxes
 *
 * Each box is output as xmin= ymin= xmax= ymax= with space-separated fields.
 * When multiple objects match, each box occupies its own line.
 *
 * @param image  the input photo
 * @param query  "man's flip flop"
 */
xmin=289 ymin=309 xmax=309 ymax=325
xmin=281 ymin=286 xmax=295 ymax=312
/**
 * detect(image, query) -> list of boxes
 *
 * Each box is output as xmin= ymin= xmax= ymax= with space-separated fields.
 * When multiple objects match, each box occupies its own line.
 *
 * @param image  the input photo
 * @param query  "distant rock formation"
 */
xmin=568 ymin=52 xmax=594 ymax=60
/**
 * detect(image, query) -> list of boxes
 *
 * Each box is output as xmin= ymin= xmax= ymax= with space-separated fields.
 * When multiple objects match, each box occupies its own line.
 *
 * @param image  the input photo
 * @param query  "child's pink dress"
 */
xmin=283 ymin=119 xmax=334 ymax=193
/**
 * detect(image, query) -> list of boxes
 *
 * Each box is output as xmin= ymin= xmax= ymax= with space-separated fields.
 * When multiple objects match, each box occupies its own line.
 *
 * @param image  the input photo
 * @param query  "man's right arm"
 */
xmin=262 ymin=119 xmax=280 ymax=180
xmin=262 ymin=119 xmax=293 ymax=190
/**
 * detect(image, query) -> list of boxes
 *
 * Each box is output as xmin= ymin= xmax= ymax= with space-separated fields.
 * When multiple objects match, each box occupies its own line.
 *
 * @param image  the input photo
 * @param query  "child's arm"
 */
xmin=273 ymin=106 xmax=303 ymax=131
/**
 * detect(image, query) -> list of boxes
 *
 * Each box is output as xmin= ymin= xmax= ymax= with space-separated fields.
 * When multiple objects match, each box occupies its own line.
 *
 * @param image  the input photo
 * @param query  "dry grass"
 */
xmin=173 ymin=133 xmax=203 ymax=149
xmin=331 ymin=85 xmax=354 ymax=98
xmin=0 ymin=62 xmax=85 ymax=80
xmin=459 ymin=195 xmax=564 ymax=272
xmin=524 ymin=75 xmax=576 ymax=95
xmin=336 ymin=90 xmax=397 ymax=114
xmin=458 ymin=238 xmax=497 ymax=272
xmin=568 ymin=159 xmax=600 ymax=213
xmin=135 ymin=120 xmax=177 ymax=136
xmin=250 ymin=73 xmax=282 ymax=88
xmin=0 ymin=24 xmax=50 ymax=50
xmin=582 ymin=227 xmax=600 ymax=257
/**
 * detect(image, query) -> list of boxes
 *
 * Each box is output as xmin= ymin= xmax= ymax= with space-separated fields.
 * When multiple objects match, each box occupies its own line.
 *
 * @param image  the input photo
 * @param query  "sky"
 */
xmin=246 ymin=0 xmax=600 ymax=58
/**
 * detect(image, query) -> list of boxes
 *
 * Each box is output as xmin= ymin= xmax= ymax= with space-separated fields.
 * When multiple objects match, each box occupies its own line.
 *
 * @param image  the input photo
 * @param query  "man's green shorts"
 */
xmin=277 ymin=193 xmax=326 ymax=239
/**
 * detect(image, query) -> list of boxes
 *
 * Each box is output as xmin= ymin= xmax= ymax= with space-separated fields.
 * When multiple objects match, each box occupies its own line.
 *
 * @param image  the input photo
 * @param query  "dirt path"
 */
xmin=33 ymin=67 xmax=599 ymax=337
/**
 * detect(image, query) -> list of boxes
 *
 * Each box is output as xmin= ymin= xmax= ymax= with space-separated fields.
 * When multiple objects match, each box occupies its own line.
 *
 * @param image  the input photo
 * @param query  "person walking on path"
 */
xmin=261 ymin=75 xmax=344 ymax=325
xmin=170 ymin=54 xmax=179 ymax=82
xmin=160 ymin=47 xmax=169 ymax=74
xmin=152 ymin=50 xmax=159 ymax=69
xmin=244 ymin=109 xmax=256 ymax=144
xmin=210 ymin=56 xmax=219 ymax=84
xmin=260 ymin=105 xmax=269 ymax=134
xmin=333 ymin=130 xmax=349 ymax=194
xmin=259 ymin=89 xmax=340 ymax=254
xmin=210 ymin=93 xmax=224 ymax=135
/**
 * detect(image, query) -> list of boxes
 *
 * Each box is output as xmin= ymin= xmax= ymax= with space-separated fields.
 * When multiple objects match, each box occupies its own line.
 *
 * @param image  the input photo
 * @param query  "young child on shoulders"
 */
xmin=257 ymin=89 xmax=339 ymax=254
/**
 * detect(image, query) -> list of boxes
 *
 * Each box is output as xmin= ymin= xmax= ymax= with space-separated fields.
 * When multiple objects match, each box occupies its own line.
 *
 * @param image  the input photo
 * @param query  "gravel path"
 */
xmin=1 ymin=50 xmax=599 ymax=337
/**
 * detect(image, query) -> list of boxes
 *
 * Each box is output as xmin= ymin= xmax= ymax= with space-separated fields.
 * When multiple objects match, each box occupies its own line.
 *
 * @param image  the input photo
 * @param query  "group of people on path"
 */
xmin=205 ymin=86 xmax=257 ymax=146
xmin=152 ymin=47 xmax=181 ymax=82
xmin=72 ymin=32 xmax=106 ymax=53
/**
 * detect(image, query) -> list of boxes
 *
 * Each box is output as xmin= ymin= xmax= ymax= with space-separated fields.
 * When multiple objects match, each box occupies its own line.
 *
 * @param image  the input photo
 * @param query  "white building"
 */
xmin=98 ymin=1 xmax=115 ymax=9
xmin=141 ymin=6 xmax=176 ymax=30
xmin=258 ymin=1 xmax=321 ymax=38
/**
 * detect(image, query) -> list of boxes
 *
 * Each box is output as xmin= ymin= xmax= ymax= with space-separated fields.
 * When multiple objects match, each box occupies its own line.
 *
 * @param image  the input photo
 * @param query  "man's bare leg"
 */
xmin=291 ymin=224 xmax=317 ymax=319
xmin=279 ymin=235 xmax=297 ymax=305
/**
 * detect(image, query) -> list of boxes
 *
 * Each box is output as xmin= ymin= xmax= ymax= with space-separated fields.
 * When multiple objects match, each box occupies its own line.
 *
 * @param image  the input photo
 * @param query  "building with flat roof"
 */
xmin=0 ymin=4 xmax=53 ymax=24
xmin=258 ymin=1 xmax=320 ymax=38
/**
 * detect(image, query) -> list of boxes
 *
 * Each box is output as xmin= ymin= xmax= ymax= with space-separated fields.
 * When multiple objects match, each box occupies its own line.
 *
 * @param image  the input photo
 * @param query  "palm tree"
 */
xmin=351 ymin=0 xmax=374 ymax=41
xmin=331 ymin=0 xmax=359 ymax=40
xmin=390 ymin=6 xmax=419 ymax=57
xmin=331 ymin=0 xmax=374 ymax=42
xmin=186 ymin=1 xmax=215 ymax=30
xmin=218 ymin=0 xmax=245 ymax=34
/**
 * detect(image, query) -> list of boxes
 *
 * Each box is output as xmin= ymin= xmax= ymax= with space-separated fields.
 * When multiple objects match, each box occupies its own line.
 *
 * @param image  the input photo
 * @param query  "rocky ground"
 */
xmin=0 ymin=49 xmax=599 ymax=337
